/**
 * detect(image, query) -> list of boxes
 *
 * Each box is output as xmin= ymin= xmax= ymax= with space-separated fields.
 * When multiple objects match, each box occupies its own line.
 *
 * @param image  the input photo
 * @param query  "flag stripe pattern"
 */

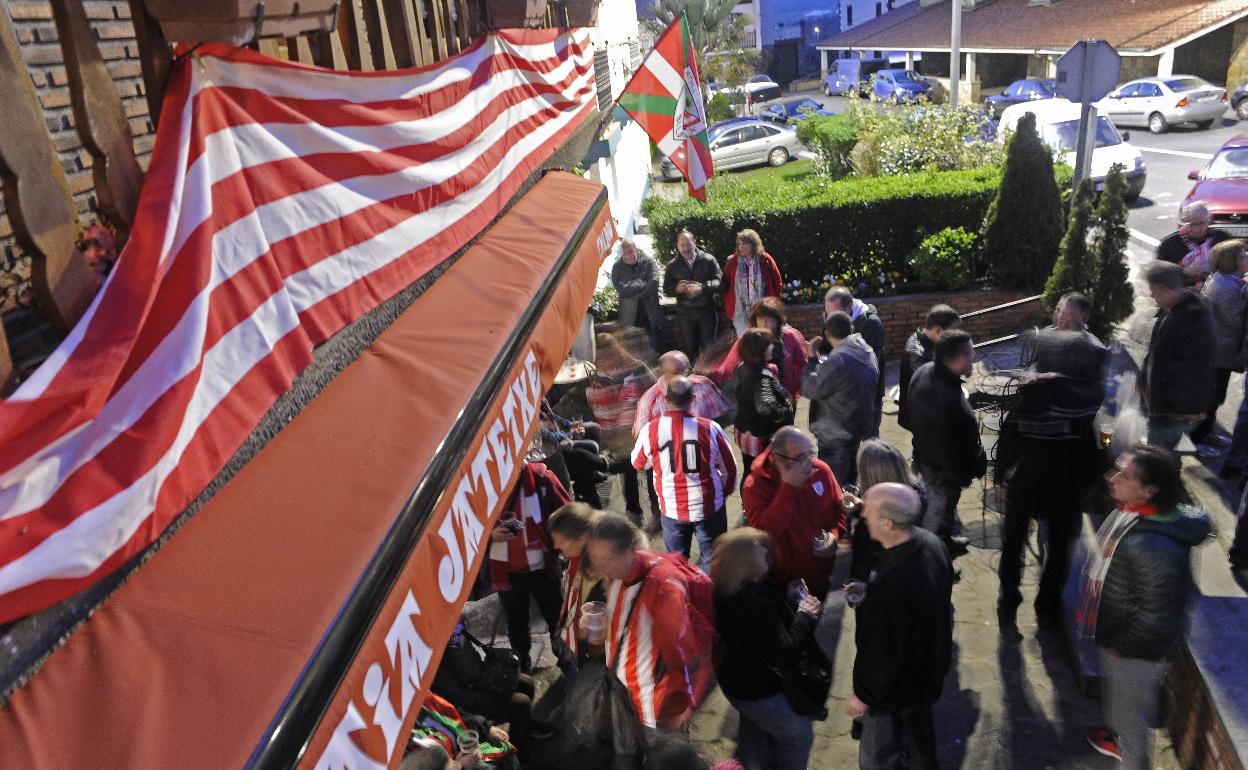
xmin=0 ymin=29 xmax=595 ymax=623
xmin=617 ymin=15 xmax=713 ymax=201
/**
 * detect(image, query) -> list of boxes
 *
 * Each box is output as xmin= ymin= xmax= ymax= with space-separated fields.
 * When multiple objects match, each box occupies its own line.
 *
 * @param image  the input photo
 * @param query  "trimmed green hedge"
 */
xmin=642 ymin=164 xmax=1074 ymax=290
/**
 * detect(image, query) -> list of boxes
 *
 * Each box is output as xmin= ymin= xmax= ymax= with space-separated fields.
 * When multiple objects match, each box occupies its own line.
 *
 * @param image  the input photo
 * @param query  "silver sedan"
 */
xmin=1096 ymin=76 xmax=1227 ymax=133
xmin=660 ymin=118 xmax=803 ymax=179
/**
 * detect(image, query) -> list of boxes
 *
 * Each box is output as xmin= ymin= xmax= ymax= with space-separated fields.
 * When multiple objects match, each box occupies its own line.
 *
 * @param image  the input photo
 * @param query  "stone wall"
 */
xmin=1 ymin=1 xmax=157 ymax=266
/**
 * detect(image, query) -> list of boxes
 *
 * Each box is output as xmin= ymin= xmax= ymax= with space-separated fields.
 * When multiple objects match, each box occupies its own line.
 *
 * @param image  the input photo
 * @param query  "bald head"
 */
xmin=771 ymin=426 xmax=814 ymax=454
xmin=667 ymin=375 xmax=694 ymax=410
xmin=863 ymin=482 xmax=922 ymax=547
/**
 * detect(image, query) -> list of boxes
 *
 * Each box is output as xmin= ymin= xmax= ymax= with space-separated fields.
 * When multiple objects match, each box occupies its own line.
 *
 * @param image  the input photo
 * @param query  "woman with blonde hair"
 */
xmin=848 ymin=439 xmax=927 ymax=582
xmin=723 ymin=229 xmax=783 ymax=336
xmin=711 ymin=528 xmax=822 ymax=770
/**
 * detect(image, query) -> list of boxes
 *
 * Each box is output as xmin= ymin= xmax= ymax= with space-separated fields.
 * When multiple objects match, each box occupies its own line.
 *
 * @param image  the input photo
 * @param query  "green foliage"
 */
xmin=981 ymin=112 xmax=1064 ymax=290
xmin=1088 ymin=165 xmax=1135 ymax=340
xmin=706 ymin=91 xmax=735 ymax=123
xmin=845 ymin=98 xmax=1005 ymax=177
xmin=646 ymin=0 xmax=760 ymax=86
xmin=591 ymin=284 xmax=619 ymax=320
xmin=795 ymin=114 xmax=857 ymax=179
xmin=908 ymin=227 xmax=978 ymax=291
xmin=641 ymin=166 xmax=1004 ymax=287
xmin=1043 ymin=178 xmax=1096 ymax=315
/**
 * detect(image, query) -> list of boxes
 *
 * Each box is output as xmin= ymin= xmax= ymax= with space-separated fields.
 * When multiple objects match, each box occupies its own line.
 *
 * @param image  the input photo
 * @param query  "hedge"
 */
xmin=641 ymin=164 xmax=1074 ymax=290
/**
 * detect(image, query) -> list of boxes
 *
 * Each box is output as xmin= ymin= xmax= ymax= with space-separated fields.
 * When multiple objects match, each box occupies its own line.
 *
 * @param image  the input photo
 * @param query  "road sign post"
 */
xmin=1056 ymin=40 xmax=1121 ymax=192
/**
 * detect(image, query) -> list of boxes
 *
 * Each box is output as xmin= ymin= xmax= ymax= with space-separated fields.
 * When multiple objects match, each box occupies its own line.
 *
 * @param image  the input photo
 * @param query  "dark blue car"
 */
xmin=984 ymin=78 xmax=1056 ymax=120
xmin=871 ymin=69 xmax=931 ymax=103
xmin=759 ymin=97 xmax=836 ymax=123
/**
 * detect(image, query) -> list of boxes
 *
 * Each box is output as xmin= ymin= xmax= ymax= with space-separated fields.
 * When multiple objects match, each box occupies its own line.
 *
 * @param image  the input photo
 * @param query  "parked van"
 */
xmin=998 ymin=98 xmax=1147 ymax=201
xmin=824 ymin=58 xmax=893 ymax=96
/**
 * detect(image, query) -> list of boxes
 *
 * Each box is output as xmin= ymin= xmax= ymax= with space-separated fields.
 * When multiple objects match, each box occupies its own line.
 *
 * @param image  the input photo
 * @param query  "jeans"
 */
xmin=916 ymin=463 xmax=962 ymax=539
xmin=498 ymin=568 xmax=564 ymax=665
xmin=1100 ymin=646 xmax=1166 ymax=770
xmin=661 ymin=507 xmax=727 ymax=571
xmin=676 ymin=310 xmax=718 ymax=366
xmin=818 ymin=440 xmax=859 ymax=487
xmin=1146 ymin=415 xmax=1201 ymax=451
xmin=998 ymin=500 xmax=1079 ymax=619
xmin=859 ymin=703 xmax=938 ymax=770
xmin=1230 ymin=482 xmax=1248 ymax=567
xmin=727 ymin=692 xmax=815 ymax=770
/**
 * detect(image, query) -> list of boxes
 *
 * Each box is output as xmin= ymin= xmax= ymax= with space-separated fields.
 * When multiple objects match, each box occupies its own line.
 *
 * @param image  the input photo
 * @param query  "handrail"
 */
xmin=244 ymin=186 xmax=610 ymax=770
xmin=959 ymin=293 xmax=1042 ymax=321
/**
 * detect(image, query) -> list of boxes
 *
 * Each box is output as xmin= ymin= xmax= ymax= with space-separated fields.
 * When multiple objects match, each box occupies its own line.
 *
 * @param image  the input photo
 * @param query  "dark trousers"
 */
xmin=916 ymin=463 xmax=962 ymax=538
xmin=676 ymin=310 xmax=717 ymax=365
xmin=563 ymin=443 xmax=606 ymax=508
xmin=1191 ymin=367 xmax=1233 ymax=444
xmin=998 ymin=501 xmax=1080 ymax=617
xmin=818 ymin=440 xmax=859 ymax=487
xmin=499 ymin=568 xmax=564 ymax=665
xmin=1231 ymin=482 xmax=1248 ymax=567
xmin=859 ymin=704 xmax=938 ymax=770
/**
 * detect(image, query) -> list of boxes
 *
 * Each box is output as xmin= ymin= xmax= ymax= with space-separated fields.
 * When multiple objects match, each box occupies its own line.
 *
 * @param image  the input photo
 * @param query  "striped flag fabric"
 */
xmin=618 ymin=14 xmax=713 ymax=201
xmin=0 ymin=28 xmax=595 ymax=623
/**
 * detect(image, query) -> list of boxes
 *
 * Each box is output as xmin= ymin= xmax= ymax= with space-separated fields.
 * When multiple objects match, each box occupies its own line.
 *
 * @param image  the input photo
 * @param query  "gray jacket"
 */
xmin=1201 ymin=272 xmax=1246 ymax=370
xmin=611 ymin=252 xmax=665 ymax=330
xmin=803 ymin=333 xmax=879 ymax=446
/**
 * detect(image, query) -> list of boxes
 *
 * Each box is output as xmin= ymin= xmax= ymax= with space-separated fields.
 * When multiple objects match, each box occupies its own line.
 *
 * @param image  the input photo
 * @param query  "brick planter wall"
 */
xmin=643 ymin=289 xmax=1046 ymax=361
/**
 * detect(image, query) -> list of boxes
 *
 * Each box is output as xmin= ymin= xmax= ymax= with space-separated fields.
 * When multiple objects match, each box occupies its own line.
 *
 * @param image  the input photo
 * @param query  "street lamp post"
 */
xmin=949 ymin=0 xmax=962 ymax=107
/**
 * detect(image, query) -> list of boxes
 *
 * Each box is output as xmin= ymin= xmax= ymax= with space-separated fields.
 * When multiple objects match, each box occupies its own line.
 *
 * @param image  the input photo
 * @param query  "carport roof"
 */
xmin=816 ymin=0 xmax=1248 ymax=55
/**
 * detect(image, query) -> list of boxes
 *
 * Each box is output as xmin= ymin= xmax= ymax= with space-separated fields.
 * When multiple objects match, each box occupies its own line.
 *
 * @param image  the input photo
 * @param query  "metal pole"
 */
xmin=949 ymin=0 xmax=962 ymax=107
xmin=1072 ymin=42 xmax=1094 ymax=191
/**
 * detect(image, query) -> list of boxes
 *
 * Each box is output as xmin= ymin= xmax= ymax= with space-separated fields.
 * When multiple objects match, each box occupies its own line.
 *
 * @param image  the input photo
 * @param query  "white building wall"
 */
xmin=840 ymin=0 xmax=914 ymax=36
xmin=732 ymin=0 xmax=765 ymax=50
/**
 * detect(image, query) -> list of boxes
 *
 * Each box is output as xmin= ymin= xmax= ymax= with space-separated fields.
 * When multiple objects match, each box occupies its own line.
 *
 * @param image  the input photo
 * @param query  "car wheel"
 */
xmin=824 ymin=84 xmax=831 ymax=96
xmin=768 ymin=147 xmax=789 ymax=167
xmin=1195 ymin=119 xmax=1215 ymax=129
xmin=1148 ymin=112 xmax=1168 ymax=134
xmin=1238 ymin=100 xmax=1248 ymax=120
xmin=1124 ymin=189 xmax=1141 ymax=203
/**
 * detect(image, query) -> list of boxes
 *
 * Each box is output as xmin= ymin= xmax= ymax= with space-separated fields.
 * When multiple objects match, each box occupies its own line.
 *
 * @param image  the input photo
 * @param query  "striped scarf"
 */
xmin=488 ymin=462 xmax=569 ymax=592
xmin=1075 ymin=507 xmax=1143 ymax=638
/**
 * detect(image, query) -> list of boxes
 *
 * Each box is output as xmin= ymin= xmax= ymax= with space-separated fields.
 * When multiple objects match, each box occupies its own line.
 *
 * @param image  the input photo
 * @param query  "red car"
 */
xmin=1185 ymin=133 xmax=1248 ymax=236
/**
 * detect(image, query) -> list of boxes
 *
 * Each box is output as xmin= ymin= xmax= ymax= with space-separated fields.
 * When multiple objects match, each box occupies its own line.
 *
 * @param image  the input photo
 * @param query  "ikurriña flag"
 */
xmin=618 ymin=14 xmax=714 ymax=201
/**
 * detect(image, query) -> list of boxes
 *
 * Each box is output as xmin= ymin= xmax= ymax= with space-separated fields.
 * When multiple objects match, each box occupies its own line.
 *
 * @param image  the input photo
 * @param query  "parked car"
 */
xmin=1183 ymin=134 xmax=1248 ymax=236
xmin=659 ymin=117 xmax=802 ymax=179
xmin=718 ymin=79 xmax=784 ymax=114
xmin=999 ymin=98 xmax=1146 ymax=200
xmin=824 ymin=57 xmax=894 ymax=96
xmin=1231 ymin=83 xmax=1248 ymax=120
xmin=1096 ymin=76 xmax=1227 ymax=133
xmin=872 ymin=69 xmax=932 ymax=103
xmin=984 ymin=78 xmax=1056 ymax=120
xmin=759 ymin=97 xmax=836 ymax=123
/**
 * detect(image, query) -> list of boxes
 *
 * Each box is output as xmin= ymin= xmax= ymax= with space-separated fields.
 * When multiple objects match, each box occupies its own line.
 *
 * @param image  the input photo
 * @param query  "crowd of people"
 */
xmin=395 ymin=219 xmax=1233 ymax=770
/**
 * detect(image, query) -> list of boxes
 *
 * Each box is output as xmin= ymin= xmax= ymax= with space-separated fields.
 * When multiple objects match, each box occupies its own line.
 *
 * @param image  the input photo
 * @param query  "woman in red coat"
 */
xmin=711 ymin=297 xmax=809 ymax=398
xmin=723 ymin=229 xmax=783 ymax=336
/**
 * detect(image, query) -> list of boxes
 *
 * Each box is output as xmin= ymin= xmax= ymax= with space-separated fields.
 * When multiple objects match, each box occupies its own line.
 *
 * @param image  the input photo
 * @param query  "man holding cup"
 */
xmin=847 ymin=483 xmax=954 ymax=770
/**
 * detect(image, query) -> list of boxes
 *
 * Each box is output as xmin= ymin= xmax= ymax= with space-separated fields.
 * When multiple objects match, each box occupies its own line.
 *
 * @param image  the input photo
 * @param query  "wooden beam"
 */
xmin=342 ymin=0 xmax=376 ymax=70
xmin=127 ymin=0 xmax=173 ymax=130
xmin=49 ymin=0 xmax=145 ymax=231
xmin=379 ymin=0 xmax=424 ymax=68
xmin=0 ymin=7 xmax=93 ymax=335
xmin=361 ymin=0 xmax=399 ymax=70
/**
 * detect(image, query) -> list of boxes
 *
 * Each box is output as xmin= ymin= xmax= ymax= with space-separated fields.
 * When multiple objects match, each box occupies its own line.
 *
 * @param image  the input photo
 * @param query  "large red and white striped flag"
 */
xmin=0 ymin=29 xmax=595 ymax=622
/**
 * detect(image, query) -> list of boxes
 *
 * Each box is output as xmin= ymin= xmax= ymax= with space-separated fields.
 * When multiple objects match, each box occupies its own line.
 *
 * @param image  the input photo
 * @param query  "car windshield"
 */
xmin=1029 ymin=80 xmax=1056 ymax=96
xmin=1042 ymin=117 xmax=1122 ymax=152
xmin=1164 ymin=77 xmax=1210 ymax=93
xmin=1204 ymin=147 xmax=1248 ymax=179
xmin=892 ymin=70 xmax=922 ymax=84
xmin=789 ymin=99 xmax=821 ymax=113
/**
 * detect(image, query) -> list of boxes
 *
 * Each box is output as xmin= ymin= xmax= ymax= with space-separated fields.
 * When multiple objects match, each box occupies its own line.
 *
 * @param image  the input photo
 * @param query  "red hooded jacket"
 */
xmin=742 ymin=447 xmax=848 ymax=597
xmin=722 ymin=251 xmax=783 ymax=321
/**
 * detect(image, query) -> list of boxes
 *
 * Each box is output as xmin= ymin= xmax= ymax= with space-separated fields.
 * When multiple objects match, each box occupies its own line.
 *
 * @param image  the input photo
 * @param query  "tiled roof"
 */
xmin=817 ymin=0 xmax=1248 ymax=53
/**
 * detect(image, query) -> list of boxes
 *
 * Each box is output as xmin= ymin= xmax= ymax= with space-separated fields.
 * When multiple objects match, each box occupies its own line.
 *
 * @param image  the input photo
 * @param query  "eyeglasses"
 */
xmin=772 ymin=450 xmax=814 ymax=463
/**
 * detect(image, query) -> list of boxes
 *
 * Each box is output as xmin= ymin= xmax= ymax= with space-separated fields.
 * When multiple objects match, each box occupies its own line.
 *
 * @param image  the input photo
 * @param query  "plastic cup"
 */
xmin=843 ymin=579 xmax=867 ymax=609
xmin=458 ymin=730 xmax=479 ymax=754
xmin=580 ymin=600 xmax=608 ymax=645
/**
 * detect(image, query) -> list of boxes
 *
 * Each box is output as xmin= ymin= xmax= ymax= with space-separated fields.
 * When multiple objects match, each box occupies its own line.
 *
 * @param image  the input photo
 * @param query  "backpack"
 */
xmin=655 ymin=552 xmax=720 ymax=709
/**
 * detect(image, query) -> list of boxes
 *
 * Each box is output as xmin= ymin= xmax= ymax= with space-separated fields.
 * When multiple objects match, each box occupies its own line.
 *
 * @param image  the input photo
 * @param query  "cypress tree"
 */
xmin=981 ymin=112 xmax=1064 ymax=290
xmin=1088 ymin=165 xmax=1135 ymax=341
xmin=1043 ymin=178 xmax=1096 ymax=316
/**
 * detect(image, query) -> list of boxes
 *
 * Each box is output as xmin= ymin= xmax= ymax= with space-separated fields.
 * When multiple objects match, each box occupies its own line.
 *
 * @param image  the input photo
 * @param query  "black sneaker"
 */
xmin=944 ymin=535 xmax=970 ymax=554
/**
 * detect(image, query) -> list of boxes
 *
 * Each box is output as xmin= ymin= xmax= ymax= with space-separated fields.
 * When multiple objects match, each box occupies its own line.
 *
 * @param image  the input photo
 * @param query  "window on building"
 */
xmin=875 ymin=2 xmax=882 ymax=15
xmin=847 ymin=6 xmax=853 ymax=25
xmin=887 ymin=0 xmax=894 ymax=8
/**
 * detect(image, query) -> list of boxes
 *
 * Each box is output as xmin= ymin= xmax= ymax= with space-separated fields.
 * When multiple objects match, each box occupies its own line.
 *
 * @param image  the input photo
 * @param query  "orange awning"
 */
xmin=0 ymin=171 xmax=615 ymax=769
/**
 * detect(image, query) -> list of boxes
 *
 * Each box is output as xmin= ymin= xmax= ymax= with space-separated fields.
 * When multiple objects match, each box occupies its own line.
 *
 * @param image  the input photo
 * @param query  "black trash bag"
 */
xmin=556 ymin=660 xmax=646 ymax=770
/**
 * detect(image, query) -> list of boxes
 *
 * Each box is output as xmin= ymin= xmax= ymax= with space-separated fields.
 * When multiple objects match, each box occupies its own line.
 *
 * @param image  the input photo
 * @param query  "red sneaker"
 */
xmin=1086 ymin=728 xmax=1122 ymax=761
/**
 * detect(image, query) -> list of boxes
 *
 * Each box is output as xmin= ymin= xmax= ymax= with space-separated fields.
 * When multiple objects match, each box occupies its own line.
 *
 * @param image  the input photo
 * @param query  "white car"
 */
xmin=999 ymin=98 xmax=1146 ymax=200
xmin=1095 ymin=76 xmax=1227 ymax=134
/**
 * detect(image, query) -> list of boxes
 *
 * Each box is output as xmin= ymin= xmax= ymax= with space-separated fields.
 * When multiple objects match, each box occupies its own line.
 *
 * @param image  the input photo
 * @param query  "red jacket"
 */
xmin=710 ymin=324 xmax=809 ymax=397
xmin=742 ymin=447 xmax=848 ymax=598
xmin=722 ymin=252 xmax=783 ymax=320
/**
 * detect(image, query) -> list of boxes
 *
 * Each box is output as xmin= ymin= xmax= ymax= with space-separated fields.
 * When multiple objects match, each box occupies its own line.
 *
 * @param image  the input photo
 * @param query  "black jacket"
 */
xmin=854 ymin=304 xmax=886 ymax=390
xmin=1139 ymin=292 xmax=1217 ymax=417
xmin=897 ymin=329 xmax=933 ymax=431
xmin=722 ymin=363 xmax=794 ymax=439
xmin=1156 ymin=228 xmax=1229 ymax=266
xmin=662 ymin=249 xmax=723 ymax=315
xmin=908 ymin=361 xmax=986 ymax=488
xmin=1096 ymin=506 xmax=1213 ymax=660
xmin=715 ymin=580 xmax=818 ymax=701
xmin=853 ymin=527 xmax=953 ymax=709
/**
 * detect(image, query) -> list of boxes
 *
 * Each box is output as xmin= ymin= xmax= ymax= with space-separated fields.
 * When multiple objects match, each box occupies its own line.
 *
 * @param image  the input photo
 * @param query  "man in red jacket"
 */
xmin=742 ymin=426 xmax=848 ymax=598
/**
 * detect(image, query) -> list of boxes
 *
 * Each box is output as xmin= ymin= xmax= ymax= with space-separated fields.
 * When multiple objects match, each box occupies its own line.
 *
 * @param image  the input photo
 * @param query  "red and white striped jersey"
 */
xmin=631 ymin=375 xmax=729 ymax=437
xmin=631 ymin=411 xmax=737 ymax=521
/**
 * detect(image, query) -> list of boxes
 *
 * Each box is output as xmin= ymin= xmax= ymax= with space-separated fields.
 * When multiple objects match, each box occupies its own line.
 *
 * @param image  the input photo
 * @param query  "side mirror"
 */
xmin=1107 ymin=91 xmax=1119 ymax=99
xmin=1188 ymin=169 xmax=1200 ymax=180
